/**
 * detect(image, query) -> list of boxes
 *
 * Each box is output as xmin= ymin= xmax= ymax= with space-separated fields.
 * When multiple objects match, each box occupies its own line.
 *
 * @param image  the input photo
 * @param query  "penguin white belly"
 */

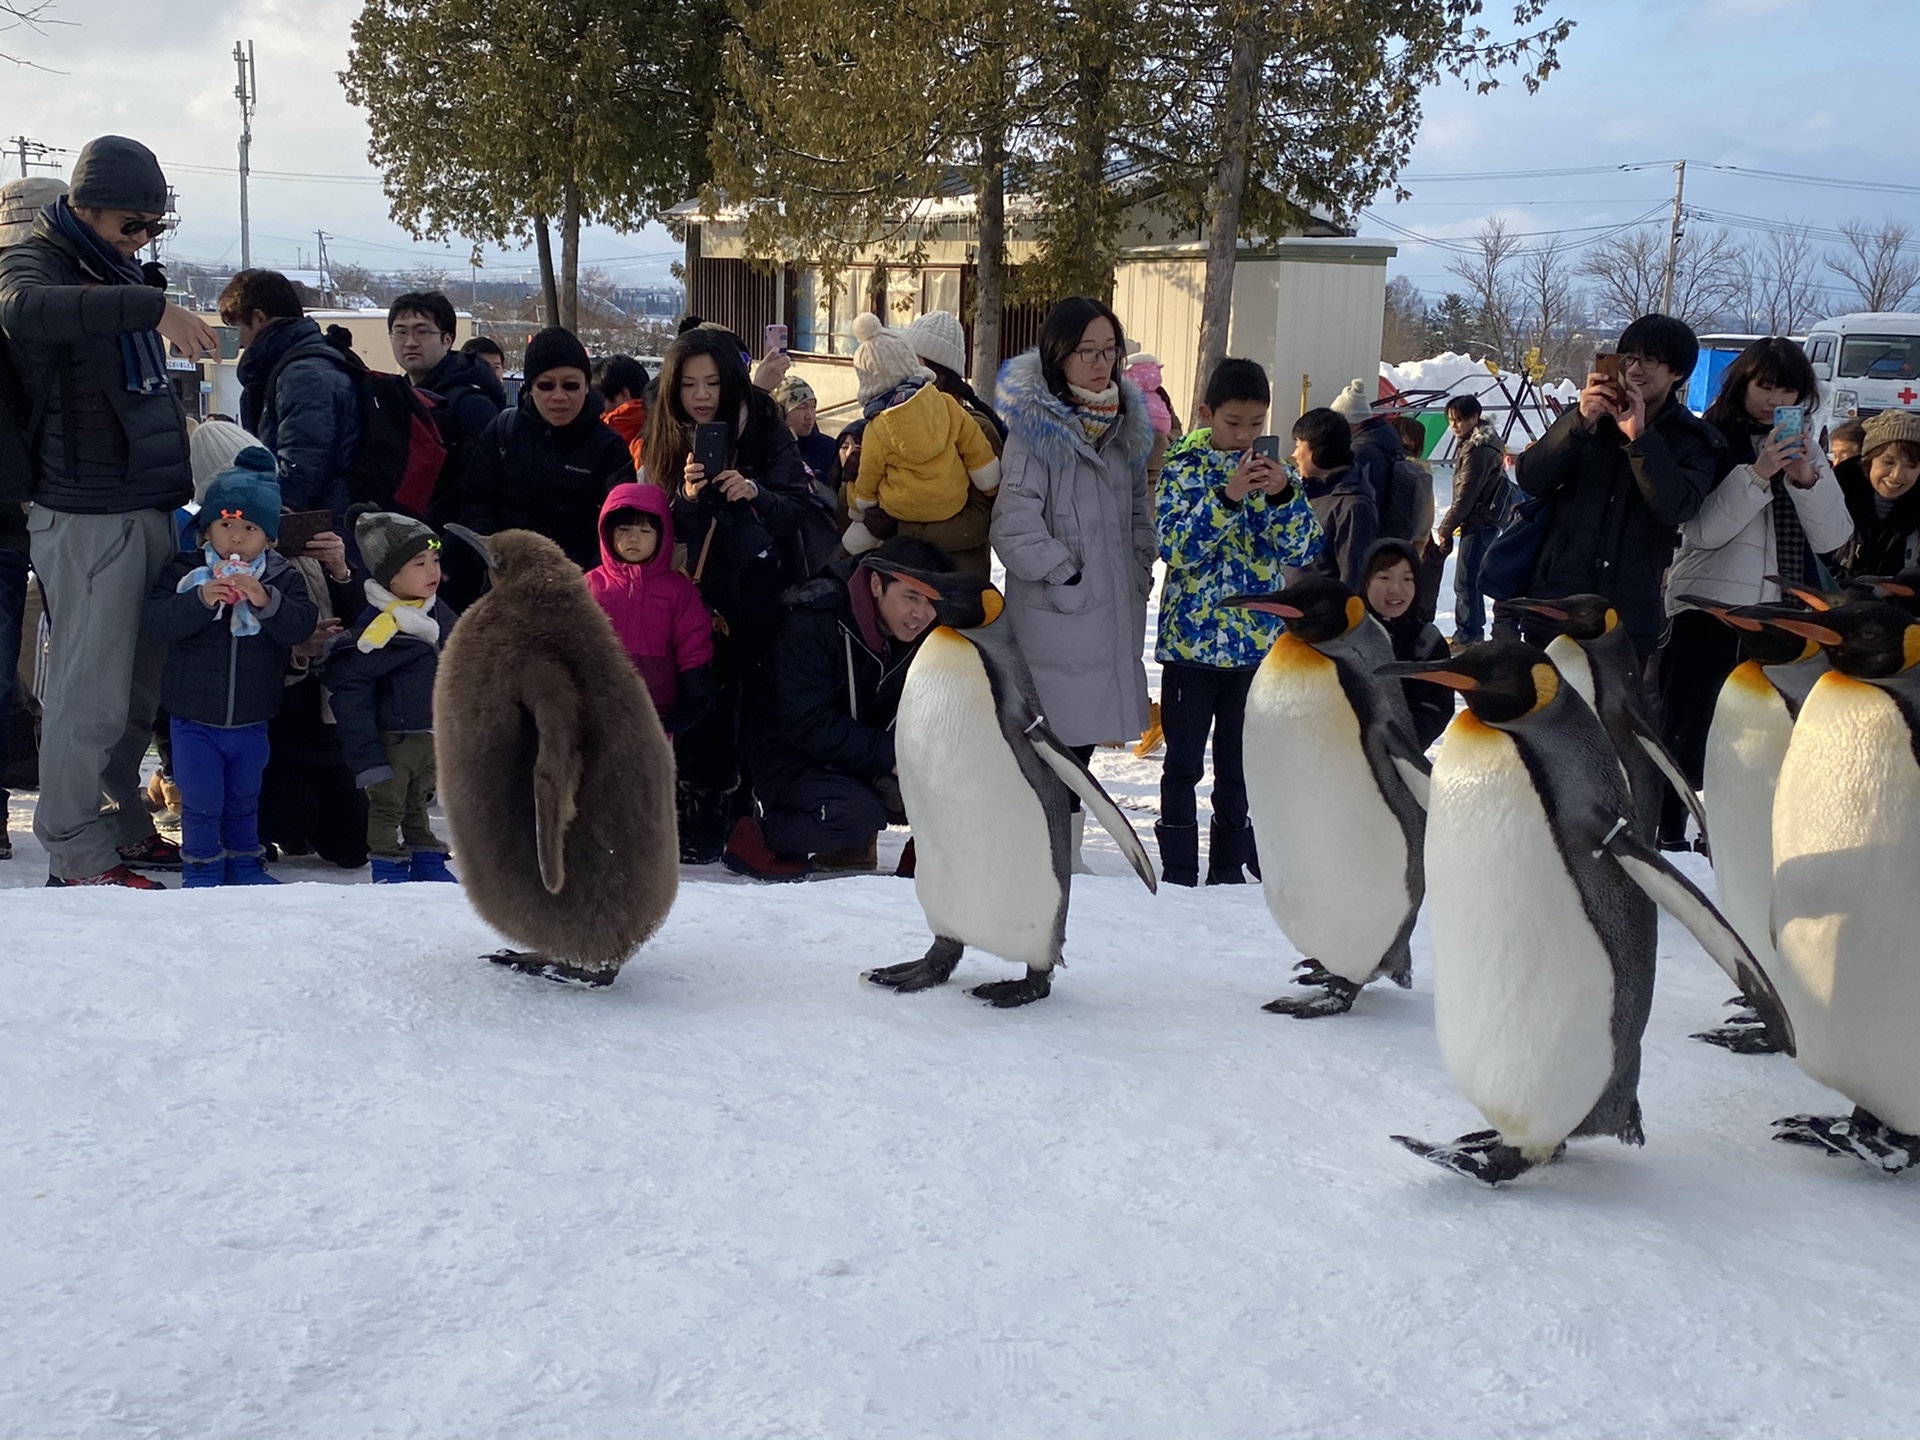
xmin=1703 ymin=665 xmax=1794 ymax=971
xmin=1772 ymin=676 xmax=1920 ymax=1132
xmin=1244 ymin=634 xmax=1410 ymax=984
xmin=1427 ymin=714 xmax=1617 ymax=1154
xmin=896 ymin=632 xmax=1062 ymax=968
xmin=1546 ymin=634 xmax=1596 ymax=706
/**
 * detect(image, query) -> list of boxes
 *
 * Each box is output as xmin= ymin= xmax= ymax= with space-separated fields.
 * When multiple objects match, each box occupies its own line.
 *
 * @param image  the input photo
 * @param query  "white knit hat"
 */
xmin=904 ymin=310 xmax=967 ymax=377
xmin=853 ymin=312 xmax=929 ymax=402
xmin=1330 ymin=378 xmax=1373 ymax=424
xmin=189 ymin=419 xmax=263 ymax=506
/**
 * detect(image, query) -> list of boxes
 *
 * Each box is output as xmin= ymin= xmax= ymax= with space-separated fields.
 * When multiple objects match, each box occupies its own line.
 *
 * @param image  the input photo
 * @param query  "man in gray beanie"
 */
xmin=0 ymin=135 xmax=223 ymax=886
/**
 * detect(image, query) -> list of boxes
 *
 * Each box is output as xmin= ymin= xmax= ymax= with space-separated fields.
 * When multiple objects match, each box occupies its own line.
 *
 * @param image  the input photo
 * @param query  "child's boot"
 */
xmin=409 ymin=850 xmax=459 ymax=883
xmin=371 ymin=857 xmax=412 ymax=884
xmin=1154 ymin=821 xmax=1200 ymax=888
xmin=181 ymin=857 xmax=224 ymax=889
xmin=225 ymin=851 xmax=281 ymax=886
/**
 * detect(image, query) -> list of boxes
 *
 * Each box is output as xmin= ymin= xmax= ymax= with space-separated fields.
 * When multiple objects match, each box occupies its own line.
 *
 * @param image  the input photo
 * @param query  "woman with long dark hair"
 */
xmin=1655 ymin=335 xmax=1851 ymax=847
xmin=990 ymin=296 xmax=1156 ymax=865
xmin=640 ymin=325 xmax=809 ymax=862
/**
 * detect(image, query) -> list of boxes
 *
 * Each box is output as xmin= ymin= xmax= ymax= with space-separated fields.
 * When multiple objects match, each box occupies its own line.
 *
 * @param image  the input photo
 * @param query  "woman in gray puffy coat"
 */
xmin=990 ymin=298 xmax=1155 ymax=857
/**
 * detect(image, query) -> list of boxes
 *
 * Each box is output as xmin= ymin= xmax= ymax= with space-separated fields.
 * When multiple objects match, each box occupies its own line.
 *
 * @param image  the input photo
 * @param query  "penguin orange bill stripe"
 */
xmin=1768 ymin=618 xmax=1845 ymax=647
xmin=1224 ymin=596 xmax=1303 ymax=618
xmin=1406 ymin=670 xmax=1479 ymax=690
xmin=887 ymin=573 xmax=943 ymax=602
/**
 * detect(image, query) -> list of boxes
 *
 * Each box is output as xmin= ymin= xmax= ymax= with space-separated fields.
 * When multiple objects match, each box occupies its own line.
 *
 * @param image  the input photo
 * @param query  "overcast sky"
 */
xmin=2 ymin=0 xmax=1915 ymax=309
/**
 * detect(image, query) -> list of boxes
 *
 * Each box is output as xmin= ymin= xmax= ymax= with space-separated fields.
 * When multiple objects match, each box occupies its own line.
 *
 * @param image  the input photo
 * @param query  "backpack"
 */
xmin=264 ymin=338 xmax=450 ymax=520
xmin=1379 ymin=456 xmax=1426 ymax=542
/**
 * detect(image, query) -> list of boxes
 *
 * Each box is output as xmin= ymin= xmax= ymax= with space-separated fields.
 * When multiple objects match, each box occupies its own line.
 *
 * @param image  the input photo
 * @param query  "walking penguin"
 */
xmin=435 ymin=526 xmax=679 ymax=986
xmin=1225 ymin=575 xmax=1431 ymax=1018
xmin=1505 ymin=593 xmax=1707 ymax=841
xmin=1761 ymin=600 xmax=1920 ymax=1172
xmin=1379 ymin=641 xmax=1791 ymax=1185
xmin=862 ymin=558 xmax=1156 ymax=1008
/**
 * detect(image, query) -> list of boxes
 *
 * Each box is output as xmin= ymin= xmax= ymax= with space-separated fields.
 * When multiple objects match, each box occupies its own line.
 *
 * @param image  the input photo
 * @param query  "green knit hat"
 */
xmin=350 ymin=505 xmax=439 ymax=588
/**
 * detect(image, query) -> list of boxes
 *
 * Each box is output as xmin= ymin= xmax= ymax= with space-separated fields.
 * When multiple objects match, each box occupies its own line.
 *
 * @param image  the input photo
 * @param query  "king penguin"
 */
xmin=860 ymin=560 xmax=1156 ymax=1008
xmin=1224 ymin=575 xmax=1431 ymax=1018
xmin=434 ymin=527 xmax=679 ymax=986
xmin=1760 ymin=601 xmax=1920 ymax=1172
xmin=1673 ymin=596 xmax=1828 ymax=1053
xmin=1378 ymin=642 xmax=1790 ymax=1185
xmin=1505 ymin=593 xmax=1707 ymax=842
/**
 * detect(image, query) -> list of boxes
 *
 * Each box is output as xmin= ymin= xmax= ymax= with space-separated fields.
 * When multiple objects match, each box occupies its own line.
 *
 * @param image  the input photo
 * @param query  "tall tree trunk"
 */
xmin=972 ymin=133 xmax=1007 ymax=404
xmin=534 ymin=212 xmax=559 ymax=327
xmin=560 ymin=175 xmax=581 ymax=333
xmin=866 ymin=262 xmax=889 ymax=318
xmin=1192 ymin=9 xmax=1264 ymax=421
xmin=1070 ymin=56 xmax=1116 ymax=302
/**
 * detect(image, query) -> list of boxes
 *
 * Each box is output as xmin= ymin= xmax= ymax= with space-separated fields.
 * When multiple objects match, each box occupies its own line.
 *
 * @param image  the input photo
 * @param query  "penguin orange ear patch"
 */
xmin=1344 ymin=595 xmax=1366 ymax=632
xmin=1903 ymin=624 xmax=1920 ymax=673
xmin=978 ymin=589 xmax=1005 ymax=625
xmin=1529 ymin=663 xmax=1561 ymax=711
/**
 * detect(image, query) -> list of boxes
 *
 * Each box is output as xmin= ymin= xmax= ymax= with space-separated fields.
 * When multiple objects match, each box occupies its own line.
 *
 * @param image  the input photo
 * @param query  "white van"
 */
xmin=1803 ymin=312 xmax=1920 ymax=435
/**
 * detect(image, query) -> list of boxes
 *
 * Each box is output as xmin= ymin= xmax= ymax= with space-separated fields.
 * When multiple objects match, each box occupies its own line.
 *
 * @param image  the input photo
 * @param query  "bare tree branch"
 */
xmin=1826 ymin=219 xmax=1920 ymax=313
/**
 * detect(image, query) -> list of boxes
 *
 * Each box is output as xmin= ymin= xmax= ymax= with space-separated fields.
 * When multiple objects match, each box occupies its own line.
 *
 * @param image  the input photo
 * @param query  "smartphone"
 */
xmin=764 ymin=322 xmax=789 ymax=357
xmin=1773 ymin=404 xmax=1807 ymax=441
xmin=275 ymin=510 xmax=333 ymax=556
xmin=1593 ymin=351 xmax=1624 ymax=390
xmin=692 ymin=422 xmax=729 ymax=478
xmin=1252 ymin=435 xmax=1283 ymax=463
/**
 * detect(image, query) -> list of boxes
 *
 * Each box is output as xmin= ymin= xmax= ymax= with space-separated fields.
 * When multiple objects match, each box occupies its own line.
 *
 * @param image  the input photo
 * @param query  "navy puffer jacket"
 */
xmin=237 ymin=316 xmax=362 ymax=526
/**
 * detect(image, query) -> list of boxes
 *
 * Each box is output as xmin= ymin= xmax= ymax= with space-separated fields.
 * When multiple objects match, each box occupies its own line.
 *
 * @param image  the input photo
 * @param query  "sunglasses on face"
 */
xmin=119 ymin=217 xmax=171 ymax=239
xmin=533 ymin=378 xmax=584 ymax=393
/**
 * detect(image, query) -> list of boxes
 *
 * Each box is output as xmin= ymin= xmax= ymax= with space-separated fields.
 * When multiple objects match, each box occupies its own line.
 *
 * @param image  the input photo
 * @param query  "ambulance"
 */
xmin=1803 ymin=312 xmax=1920 ymax=436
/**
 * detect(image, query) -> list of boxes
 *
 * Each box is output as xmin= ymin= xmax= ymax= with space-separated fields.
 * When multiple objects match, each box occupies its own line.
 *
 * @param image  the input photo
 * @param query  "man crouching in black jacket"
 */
xmin=1508 ymin=313 xmax=1723 ymax=662
xmin=725 ymin=537 xmax=956 ymax=880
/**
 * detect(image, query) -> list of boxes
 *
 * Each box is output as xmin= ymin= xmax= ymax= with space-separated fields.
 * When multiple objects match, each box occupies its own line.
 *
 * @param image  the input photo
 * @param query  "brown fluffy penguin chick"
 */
xmin=434 ymin=527 xmax=678 ymax=986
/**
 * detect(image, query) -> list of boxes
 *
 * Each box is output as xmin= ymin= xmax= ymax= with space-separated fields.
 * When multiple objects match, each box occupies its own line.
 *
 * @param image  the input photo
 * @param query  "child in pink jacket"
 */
xmin=586 ymin=482 xmax=716 ymax=736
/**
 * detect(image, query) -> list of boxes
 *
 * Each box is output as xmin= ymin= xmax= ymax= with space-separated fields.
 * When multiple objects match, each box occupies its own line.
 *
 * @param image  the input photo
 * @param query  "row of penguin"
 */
xmin=440 ymin=526 xmax=1920 ymax=1186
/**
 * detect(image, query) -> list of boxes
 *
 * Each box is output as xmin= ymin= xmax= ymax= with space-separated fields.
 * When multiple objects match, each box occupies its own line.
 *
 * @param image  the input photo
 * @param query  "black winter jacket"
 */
xmin=269 ymin=563 xmax=367 ymax=768
xmin=747 ymin=556 xmax=920 ymax=805
xmin=0 ymin=214 xmax=190 ymax=514
xmin=1513 ymin=393 xmax=1722 ymax=654
xmin=1294 ymin=465 xmax=1380 ymax=590
xmin=316 ymin=598 xmax=457 ymax=784
xmin=236 ymin=316 xmax=362 ymax=525
xmin=1830 ymin=456 xmax=1920 ymax=582
xmin=144 ymin=549 xmax=319 ymax=728
xmin=461 ymin=391 xmax=635 ymax=571
xmin=671 ymin=396 xmax=811 ymax=639
xmin=1351 ymin=418 xmax=1403 ymax=514
xmin=1439 ymin=426 xmax=1508 ymax=535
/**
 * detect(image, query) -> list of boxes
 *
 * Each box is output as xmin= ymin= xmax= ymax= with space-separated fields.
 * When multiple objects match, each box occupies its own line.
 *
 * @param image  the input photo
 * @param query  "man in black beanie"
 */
xmin=0 ymin=135 xmax=224 ymax=887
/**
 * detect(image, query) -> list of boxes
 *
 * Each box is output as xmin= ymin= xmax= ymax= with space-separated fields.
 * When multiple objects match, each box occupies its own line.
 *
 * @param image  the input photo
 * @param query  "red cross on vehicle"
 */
xmin=1899 ymin=386 xmax=1917 ymax=404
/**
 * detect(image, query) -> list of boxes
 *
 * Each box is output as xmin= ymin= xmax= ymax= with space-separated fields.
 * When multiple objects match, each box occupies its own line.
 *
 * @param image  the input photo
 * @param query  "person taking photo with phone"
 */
xmin=1655 ymin=335 xmax=1851 ymax=850
xmin=1152 ymin=357 xmax=1322 ymax=888
xmin=641 ymin=324 xmax=808 ymax=864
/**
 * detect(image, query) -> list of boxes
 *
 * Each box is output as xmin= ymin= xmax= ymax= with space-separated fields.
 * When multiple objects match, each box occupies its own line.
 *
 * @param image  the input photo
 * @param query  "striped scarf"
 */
xmin=1067 ymin=382 xmax=1121 ymax=449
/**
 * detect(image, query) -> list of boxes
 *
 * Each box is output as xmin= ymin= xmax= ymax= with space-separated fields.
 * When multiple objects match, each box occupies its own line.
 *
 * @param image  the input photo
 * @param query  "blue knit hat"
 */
xmin=199 ymin=446 xmax=283 ymax=542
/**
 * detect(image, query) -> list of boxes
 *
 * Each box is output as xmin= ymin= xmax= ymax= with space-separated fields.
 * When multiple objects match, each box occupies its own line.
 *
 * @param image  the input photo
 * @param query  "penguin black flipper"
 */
xmin=1024 ymin=717 xmax=1157 ymax=893
xmin=1603 ymin=823 xmax=1796 ymax=1057
xmin=1627 ymin=721 xmax=1710 ymax=841
xmin=522 ymin=659 xmax=585 ymax=896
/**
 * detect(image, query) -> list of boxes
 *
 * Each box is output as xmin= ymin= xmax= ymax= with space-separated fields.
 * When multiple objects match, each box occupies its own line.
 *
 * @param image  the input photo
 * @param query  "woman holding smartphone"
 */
xmin=641 ymin=325 xmax=807 ymax=862
xmin=1655 ymin=336 xmax=1853 ymax=848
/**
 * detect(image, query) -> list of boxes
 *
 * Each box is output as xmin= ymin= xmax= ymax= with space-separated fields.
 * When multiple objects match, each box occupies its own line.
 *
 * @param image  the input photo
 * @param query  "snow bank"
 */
xmin=1382 ymin=352 xmax=1579 ymax=455
xmin=4 ymin=851 xmax=1916 ymax=1438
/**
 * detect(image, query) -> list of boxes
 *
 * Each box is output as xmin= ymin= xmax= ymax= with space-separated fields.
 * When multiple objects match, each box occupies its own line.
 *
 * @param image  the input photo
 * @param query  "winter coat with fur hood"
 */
xmin=989 ymin=350 xmax=1156 ymax=746
xmin=586 ymin=481 xmax=714 ymax=724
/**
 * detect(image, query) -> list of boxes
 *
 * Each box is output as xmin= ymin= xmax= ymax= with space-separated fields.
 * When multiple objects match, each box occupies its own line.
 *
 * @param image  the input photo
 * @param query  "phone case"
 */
xmin=1773 ymin=405 xmax=1807 ymax=440
xmin=693 ymin=423 xmax=730 ymax=476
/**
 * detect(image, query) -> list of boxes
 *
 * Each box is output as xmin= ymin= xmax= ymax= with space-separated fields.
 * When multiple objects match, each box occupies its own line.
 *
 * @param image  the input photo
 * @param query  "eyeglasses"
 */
xmin=1071 ymin=345 xmax=1121 ymax=365
xmin=1617 ymin=353 xmax=1665 ymax=372
xmin=533 ymin=378 xmax=584 ymax=393
xmin=389 ymin=324 xmax=445 ymax=341
xmin=120 ymin=217 xmax=171 ymax=239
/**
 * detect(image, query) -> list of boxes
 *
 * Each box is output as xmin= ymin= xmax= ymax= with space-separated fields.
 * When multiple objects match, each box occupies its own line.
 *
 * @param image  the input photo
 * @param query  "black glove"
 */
xmin=1063 ymin=571 xmax=1082 ymax=586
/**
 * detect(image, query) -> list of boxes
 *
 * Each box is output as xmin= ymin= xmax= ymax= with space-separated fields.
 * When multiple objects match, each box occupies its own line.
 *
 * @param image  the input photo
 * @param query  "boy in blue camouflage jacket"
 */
xmin=1155 ymin=358 xmax=1323 ymax=887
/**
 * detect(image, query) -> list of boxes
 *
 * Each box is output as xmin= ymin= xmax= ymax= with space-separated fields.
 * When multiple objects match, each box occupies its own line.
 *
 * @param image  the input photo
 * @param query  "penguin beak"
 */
xmin=1502 ymin=597 xmax=1568 ymax=621
xmin=1876 ymin=579 xmax=1917 ymax=600
xmin=1763 ymin=576 xmax=1839 ymax=612
xmin=1378 ymin=661 xmax=1479 ymax=691
xmin=1677 ymin=595 xmax=1763 ymax=633
xmin=1767 ymin=617 xmax=1845 ymax=647
xmin=1223 ymin=593 xmax=1302 ymax=619
xmin=446 ymin=523 xmax=498 ymax=571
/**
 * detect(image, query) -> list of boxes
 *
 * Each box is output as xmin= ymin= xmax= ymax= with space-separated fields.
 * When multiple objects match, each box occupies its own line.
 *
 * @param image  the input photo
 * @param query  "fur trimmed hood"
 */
xmin=996 ymin=351 xmax=1153 ymax=472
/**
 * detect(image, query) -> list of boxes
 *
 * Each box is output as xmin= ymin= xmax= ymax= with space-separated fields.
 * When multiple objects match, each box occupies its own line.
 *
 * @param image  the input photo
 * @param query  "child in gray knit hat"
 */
xmin=316 ymin=506 xmax=459 ymax=883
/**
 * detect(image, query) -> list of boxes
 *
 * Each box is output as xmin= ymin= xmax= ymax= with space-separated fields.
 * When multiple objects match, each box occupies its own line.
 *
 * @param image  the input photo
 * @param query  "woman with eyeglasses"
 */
xmin=458 ymin=326 xmax=636 ymax=575
xmin=991 ymin=296 xmax=1158 ymax=867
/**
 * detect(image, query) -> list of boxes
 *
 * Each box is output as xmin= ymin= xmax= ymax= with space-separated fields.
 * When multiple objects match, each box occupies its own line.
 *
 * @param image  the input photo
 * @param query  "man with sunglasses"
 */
xmin=1507 ymin=313 xmax=1724 ymax=663
xmin=0 ymin=135 xmax=221 ymax=887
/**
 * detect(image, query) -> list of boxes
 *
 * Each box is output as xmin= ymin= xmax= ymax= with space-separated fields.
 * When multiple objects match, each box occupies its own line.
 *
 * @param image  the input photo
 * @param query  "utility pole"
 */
xmin=8 ymin=136 xmax=63 ymax=179
xmin=233 ymin=40 xmax=257 ymax=269
xmin=1660 ymin=159 xmax=1686 ymax=316
xmin=315 ymin=229 xmax=332 ymax=304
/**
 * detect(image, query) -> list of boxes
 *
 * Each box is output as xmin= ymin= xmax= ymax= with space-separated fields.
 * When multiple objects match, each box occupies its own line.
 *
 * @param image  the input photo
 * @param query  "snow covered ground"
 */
xmin=9 ymin=481 xmax=1920 ymax=1437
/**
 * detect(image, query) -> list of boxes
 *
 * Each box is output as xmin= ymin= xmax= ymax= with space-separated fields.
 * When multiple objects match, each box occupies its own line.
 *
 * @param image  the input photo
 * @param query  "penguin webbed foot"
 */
xmin=1291 ymin=958 xmax=1336 ymax=987
xmin=484 ymin=950 xmax=616 ymax=988
xmin=1263 ymin=976 xmax=1360 ymax=1018
xmin=968 ymin=967 xmax=1052 ymax=1008
xmin=1692 ymin=1020 xmax=1786 ymax=1054
xmin=1392 ymin=1130 xmax=1559 ymax=1186
xmin=865 ymin=938 xmax=963 ymax=994
xmin=1773 ymin=1109 xmax=1919 ymax=1173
